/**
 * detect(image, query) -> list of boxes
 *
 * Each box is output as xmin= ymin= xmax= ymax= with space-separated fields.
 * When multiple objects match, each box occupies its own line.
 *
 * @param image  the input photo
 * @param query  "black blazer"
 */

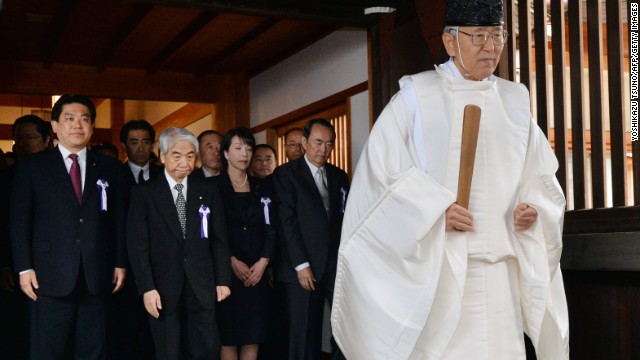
xmin=190 ymin=167 xmax=220 ymax=180
xmin=216 ymin=172 xmax=277 ymax=263
xmin=272 ymin=157 xmax=349 ymax=284
xmin=126 ymin=174 xmax=231 ymax=312
xmin=121 ymin=162 xmax=164 ymax=209
xmin=0 ymin=165 xmax=17 ymax=270
xmin=10 ymin=147 xmax=126 ymax=297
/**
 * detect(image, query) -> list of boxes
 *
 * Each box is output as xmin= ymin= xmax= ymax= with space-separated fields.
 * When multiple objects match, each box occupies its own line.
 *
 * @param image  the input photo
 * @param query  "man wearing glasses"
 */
xmin=332 ymin=0 xmax=569 ymax=359
xmin=283 ymin=128 xmax=305 ymax=161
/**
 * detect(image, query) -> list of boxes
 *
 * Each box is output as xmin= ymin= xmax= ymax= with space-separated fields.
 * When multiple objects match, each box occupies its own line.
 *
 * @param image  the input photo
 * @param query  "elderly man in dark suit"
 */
xmin=273 ymin=118 xmax=349 ymax=360
xmin=11 ymin=94 xmax=127 ymax=359
xmin=127 ymin=127 xmax=231 ymax=360
xmin=193 ymin=129 xmax=224 ymax=178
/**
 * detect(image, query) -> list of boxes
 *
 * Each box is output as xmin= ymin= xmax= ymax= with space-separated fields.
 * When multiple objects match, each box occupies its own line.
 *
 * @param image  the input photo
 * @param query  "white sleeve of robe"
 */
xmin=512 ymin=120 xmax=570 ymax=360
xmin=331 ymin=90 xmax=457 ymax=360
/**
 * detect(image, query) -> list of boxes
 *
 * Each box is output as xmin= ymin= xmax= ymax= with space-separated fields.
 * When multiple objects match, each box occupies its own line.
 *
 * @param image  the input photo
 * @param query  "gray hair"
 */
xmin=158 ymin=127 xmax=199 ymax=155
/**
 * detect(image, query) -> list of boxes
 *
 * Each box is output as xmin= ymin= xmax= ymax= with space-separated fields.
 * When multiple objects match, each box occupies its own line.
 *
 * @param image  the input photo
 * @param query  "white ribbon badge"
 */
xmin=199 ymin=205 xmax=210 ymax=238
xmin=96 ymin=179 xmax=109 ymax=211
xmin=260 ymin=197 xmax=271 ymax=225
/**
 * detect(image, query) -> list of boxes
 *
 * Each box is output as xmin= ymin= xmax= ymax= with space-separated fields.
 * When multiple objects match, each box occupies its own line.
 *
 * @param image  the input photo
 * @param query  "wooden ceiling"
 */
xmin=0 ymin=0 xmax=403 ymax=101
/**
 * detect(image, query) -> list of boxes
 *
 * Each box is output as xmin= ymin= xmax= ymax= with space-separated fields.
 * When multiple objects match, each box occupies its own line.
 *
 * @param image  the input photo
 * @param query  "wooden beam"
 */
xmin=533 ymin=0 xmax=549 ymax=137
xmin=0 ymin=94 xmax=52 ymax=108
xmin=97 ymin=5 xmax=153 ymax=72
xmin=517 ymin=0 xmax=533 ymax=91
xmin=196 ymin=18 xmax=279 ymax=78
xmin=606 ymin=0 xmax=628 ymax=207
xmin=499 ymin=0 xmax=517 ymax=81
xmin=211 ymin=72 xmax=250 ymax=132
xmin=43 ymin=0 xmax=83 ymax=69
xmin=152 ymin=103 xmax=214 ymax=134
xmin=114 ymin=0 xmax=389 ymax=27
xmin=414 ymin=0 xmax=444 ymax=65
xmin=251 ymin=81 xmax=368 ymax=133
xmin=568 ymin=0 xmax=587 ymax=210
xmin=562 ymin=232 xmax=640 ymax=271
xmin=550 ymin=0 xmax=568 ymax=197
xmin=0 ymin=61 xmax=233 ymax=103
xmin=110 ymin=99 xmax=125 ymax=160
xmin=586 ymin=0 xmax=606 ymax=208
xmin=147 ymin=12 xmax=219 ymax=75
xmin=564 ymin=207 xmax=640 ymax=234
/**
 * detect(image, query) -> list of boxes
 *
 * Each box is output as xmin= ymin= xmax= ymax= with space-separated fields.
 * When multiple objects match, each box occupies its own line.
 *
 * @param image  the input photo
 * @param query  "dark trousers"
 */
xmin=148 ymin=278 xmax=219 ymax=360
xmin=282 ymin=275 xmax=344 ymax=360
xmin=0 ymin=280 xmax=30 ymax=360
xmin=107 ymin=276 xmax=154 ymax=360
xmin=29 ymin=272 xmax=106 ymax=360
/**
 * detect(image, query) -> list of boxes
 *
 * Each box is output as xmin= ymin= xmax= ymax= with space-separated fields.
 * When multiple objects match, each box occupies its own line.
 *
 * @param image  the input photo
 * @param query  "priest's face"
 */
xmin=442 ymin=26 xmax=506 ymax=81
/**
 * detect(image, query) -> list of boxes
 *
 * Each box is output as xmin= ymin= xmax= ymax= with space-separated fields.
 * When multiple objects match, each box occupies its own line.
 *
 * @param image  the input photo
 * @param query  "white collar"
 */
xmin=164 ymin=170 xmax=187 ymax=190
xmin=58 ymin=144 xmax=87 ymax=160
xmin=303 ymin=154 xmax=323 ymax=174
xmin=439 ymin=58 xmax=496 ymax=82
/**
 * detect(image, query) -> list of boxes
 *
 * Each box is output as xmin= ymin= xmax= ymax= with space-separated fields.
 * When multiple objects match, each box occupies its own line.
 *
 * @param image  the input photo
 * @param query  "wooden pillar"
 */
xmin=213 ymin=73 xmax=250 ymax=132
xmin=110 ymin=99 xmax=125 ymax=161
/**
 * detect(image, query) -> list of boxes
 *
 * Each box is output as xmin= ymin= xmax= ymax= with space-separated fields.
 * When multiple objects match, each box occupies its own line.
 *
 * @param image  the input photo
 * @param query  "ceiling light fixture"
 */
xmin=364 ymin=7 xmax=396 ymax=15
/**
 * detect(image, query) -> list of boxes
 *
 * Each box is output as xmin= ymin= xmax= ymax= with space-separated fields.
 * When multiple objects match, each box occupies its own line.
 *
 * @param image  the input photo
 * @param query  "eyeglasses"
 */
xmin=285 ymin=143 xmax=303 ymax=149
xmin=458 ymin=30 xmax=508 ymax=46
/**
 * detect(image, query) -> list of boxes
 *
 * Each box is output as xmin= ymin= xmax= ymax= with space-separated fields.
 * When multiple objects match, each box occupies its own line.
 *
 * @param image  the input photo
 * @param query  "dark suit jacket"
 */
xmin=10 ymin=147 xmax=126 ymax=297
xmin=272 ymin=157 xmax=349 ymax=284
xmin=122 ymin=162 xmax=163 ymax=209
xmin=126 ymin=174 xmax=231 ymax=312
xmin=191 ymin=167 xmax=220 ymax=180
xmin=121 ymin=162 xmax=163 ymax=270
xmin=0 ymin=165 xmax=16 ymax=270
xmin=216 ymin=172 xmax=277 ymax=262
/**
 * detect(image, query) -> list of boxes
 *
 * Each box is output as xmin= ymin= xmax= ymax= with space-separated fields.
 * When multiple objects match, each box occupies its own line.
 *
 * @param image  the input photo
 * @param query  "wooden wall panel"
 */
xmin=586 ymin=0 xmax=606 ymax=208
xmin=606 ymin=0 xmax=628 ymax=207
xmin=563 ymin=271 xmax=640 ymax=360
xmin=568 ymin=0 xmax=587 ymax=210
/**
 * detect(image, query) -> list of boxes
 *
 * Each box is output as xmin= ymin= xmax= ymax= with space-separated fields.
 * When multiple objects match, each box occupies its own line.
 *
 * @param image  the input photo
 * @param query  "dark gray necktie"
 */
xmin=175 ymin=183 xmax=186 ymax=238
xmin=315 ymin=167 xmax=329 ymax=213
xmin=138 ymin=169 xmax=145 ymax=184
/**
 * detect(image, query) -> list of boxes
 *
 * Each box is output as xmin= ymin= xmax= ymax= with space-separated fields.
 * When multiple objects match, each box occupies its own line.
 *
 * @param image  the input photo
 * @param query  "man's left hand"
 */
xmin=514 ymin=203 xmax=537 ymax=231
xmin=112 ymin=267 xmax=126 ymax=293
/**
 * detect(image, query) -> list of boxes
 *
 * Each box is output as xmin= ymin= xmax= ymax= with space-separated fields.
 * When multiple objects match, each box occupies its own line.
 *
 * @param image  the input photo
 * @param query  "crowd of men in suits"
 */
xmin=0 ymin=94 xmax=349 ymax=360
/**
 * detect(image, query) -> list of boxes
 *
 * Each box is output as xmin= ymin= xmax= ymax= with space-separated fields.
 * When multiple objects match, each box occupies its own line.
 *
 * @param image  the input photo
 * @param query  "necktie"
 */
xmin=69 ymin=153 xmax=82 ymax=205
xmin=175 ymin=183 xmax=187 ymax=238
xmin=315 ymin=167 xmax=330 ymax=213
xmin=137 ymin=169 xmax=145 ymax=184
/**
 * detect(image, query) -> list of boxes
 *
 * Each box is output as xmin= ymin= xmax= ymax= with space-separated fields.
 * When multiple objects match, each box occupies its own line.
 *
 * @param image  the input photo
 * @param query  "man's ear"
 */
xmin=442 ymin=31 xmax=457 ymax=57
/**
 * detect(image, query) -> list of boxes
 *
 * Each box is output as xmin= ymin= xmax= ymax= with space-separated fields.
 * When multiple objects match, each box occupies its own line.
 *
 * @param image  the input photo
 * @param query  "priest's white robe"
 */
xmin=331 ymin=65 xmax=569 ymax=360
